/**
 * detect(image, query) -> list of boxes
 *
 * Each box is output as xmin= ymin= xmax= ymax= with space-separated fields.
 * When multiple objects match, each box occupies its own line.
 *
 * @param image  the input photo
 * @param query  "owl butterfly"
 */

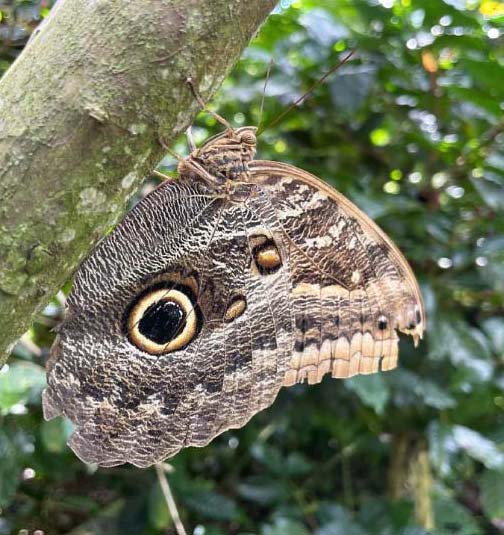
xmin=43 ymin=101 xmax=425 ymax=468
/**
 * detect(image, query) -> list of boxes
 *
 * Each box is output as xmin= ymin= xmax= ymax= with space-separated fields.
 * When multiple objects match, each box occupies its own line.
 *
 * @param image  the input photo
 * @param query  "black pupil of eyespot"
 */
xmin=138 ymin=300 xmax=186 ymax=345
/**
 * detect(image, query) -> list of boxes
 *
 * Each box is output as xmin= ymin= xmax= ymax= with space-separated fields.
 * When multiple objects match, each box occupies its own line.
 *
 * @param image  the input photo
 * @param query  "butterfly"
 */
xmin=43 ymin=124 xmax=425 ymax=467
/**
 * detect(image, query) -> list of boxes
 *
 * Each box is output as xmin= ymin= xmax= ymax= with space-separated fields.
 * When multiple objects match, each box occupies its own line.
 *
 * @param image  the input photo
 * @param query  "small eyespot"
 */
xmin=239 ymin=130 xmax=256 ymax=145
xmin=126 ymin=284 xmax=200 ymax=355
xmin=224 ymin=295 xmax=247 ymax=323
xmin=377 ymin=315 xmax=388 ymax=330
xmin=252 ymin=239 xmax=282 ymax=275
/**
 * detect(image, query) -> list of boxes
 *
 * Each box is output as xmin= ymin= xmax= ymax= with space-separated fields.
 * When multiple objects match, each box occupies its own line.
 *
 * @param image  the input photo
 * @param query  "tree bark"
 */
xmin=0 ymin=0 xmax=277 ymax=364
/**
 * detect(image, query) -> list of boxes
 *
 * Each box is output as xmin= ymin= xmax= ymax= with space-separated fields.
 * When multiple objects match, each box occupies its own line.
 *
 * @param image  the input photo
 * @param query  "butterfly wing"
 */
xmin=247 ymin=160 xmax=425 ymax=385
xmin=43 ymin=179 xmax=293 ymax=467
xmin=43 ymin=158 xmax=424 ymax=467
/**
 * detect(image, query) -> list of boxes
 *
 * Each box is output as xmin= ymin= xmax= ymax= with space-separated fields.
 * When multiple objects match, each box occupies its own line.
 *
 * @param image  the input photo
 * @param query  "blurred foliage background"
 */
xmin=1 ymin=0 xmax=504 ymax=534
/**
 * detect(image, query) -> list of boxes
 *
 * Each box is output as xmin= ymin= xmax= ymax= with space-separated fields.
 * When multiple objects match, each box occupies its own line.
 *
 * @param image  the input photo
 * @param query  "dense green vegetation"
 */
xmin=1 ymin=0 xmax=504 ymax=533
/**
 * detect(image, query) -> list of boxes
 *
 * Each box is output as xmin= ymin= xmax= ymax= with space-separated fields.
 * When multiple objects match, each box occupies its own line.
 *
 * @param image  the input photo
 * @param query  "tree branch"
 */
xmin=0 ymin=0 xmax=277 ymax=363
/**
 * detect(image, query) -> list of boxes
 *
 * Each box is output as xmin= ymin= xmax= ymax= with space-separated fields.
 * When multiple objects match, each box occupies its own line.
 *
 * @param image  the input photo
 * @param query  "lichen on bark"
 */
xmin=0 ymin=0 xmax=277 ymax=364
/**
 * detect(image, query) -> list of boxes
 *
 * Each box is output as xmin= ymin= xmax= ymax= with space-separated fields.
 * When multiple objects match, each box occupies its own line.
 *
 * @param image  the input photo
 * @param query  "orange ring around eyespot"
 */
xmin=127 ymin=288 xmax=197 ymax=355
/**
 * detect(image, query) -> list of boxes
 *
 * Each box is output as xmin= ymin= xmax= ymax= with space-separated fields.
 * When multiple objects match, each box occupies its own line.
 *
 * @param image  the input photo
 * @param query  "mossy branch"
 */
xmin=0 ymin=0 xmax=277 ymax=364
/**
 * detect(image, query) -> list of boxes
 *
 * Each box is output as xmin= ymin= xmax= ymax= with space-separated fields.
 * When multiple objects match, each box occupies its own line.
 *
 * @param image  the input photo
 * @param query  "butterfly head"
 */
xmin=181 ymin=126 xmax=257 ymax=183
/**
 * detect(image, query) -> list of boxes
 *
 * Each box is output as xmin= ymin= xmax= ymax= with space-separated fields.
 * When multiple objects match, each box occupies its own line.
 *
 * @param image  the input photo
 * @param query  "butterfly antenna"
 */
xmin=258 ymin=58 xmax=275 ymax=131
xmin=187 ymin=77 xmax=233 ymax=130
xmin=256 ymin=49 xmax=356 ymax=136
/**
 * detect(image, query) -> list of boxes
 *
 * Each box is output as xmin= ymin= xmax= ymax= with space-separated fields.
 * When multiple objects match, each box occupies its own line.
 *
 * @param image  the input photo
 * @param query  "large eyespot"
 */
xmin=238 ymin=130 xmax=256 ymax=145
xmin=125 ymin=283 xmax=201 ymax=355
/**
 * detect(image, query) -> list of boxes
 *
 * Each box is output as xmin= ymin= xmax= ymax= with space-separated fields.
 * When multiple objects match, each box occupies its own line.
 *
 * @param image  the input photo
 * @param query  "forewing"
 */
xmin=248 ymin=160 xmax=425 ymax=385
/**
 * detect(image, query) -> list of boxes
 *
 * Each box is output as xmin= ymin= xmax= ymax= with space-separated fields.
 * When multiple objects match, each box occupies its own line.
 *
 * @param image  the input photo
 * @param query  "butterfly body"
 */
xmin=43 ymin=126 xmax=424 ymax=467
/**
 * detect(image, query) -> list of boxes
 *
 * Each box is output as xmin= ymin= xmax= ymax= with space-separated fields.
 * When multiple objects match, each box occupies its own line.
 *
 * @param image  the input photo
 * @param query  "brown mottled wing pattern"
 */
xmin=43 ymin=133 xmax=424 ymax=468
xmin=248 ymin=160 xmax=425 ymax=385
xmin=43 ymin=179 xmax=293 ymax=467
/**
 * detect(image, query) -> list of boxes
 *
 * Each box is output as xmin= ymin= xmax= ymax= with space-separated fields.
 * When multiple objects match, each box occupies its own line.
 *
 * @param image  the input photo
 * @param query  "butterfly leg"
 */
xmin=157 ymin=130 xmax=223 ymax=186
xmin=186 ymin=77 xmax=234 ymax=131
xmin=152 ymin=134 xmax=185 ymax=181
xmin=186 ymin=125 xmax=196 ymax=151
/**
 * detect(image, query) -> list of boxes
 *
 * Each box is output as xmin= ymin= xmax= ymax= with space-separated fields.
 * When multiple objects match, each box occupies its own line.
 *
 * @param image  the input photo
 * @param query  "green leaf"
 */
xmin=471 ymin=171 xmax=504 ymax=211
xmin=429 ymin=423 xmax=504 ymax=475
xmin=430 ymin=319 xmax=494 ymax=383
xmin=315 ymin=505 xmax=369 ymax=535
xmin=480 ymin=469 xmax=504 ymax=523
xmin=345 ymin=374 xmax=389 ymax=414
xmin=329 ymin=65 xmax=377 ymax=114
xmin=460 ymin=58 xmax=504 ymax=97
xmin=262 ymin=518 xmax=309 ymax=535
xmin=418 ymin=380 xmax=456 ymax=410
xmin=433 ymin=495 xmax=483 ymax=535
xmin=40 ymin=417 xmax=72 ymax=453
xmin=285 ymin=451 xmax=313 ymax=477
xmin=183 ymin=490 xmax=239 ymax=521
xmin=60 ymin=500 xmax=125 ymax=535
xmin=251 ymin=442 xmax=285 ymax=473
xmin=452 ymin=425 xmax=504 ymax=470
xmin=389 ymin=370 xmax=456 ymax=410
xmin=238 ymin=477 xmax=288 ymax=505
xmin=0 ymin=428 xmax=23 ymax=507
xmin=0 ymin=361 xmax=46 ymax=413
xmin=428 ymin=422 xmax=455 ymax=478
xmin=448 ymin=86 xmax=502 ymax=118
xmin=481 ymin=317 xmax=504 ymax=353
xmin=299 ymin=8 xmax=349 ymax=46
